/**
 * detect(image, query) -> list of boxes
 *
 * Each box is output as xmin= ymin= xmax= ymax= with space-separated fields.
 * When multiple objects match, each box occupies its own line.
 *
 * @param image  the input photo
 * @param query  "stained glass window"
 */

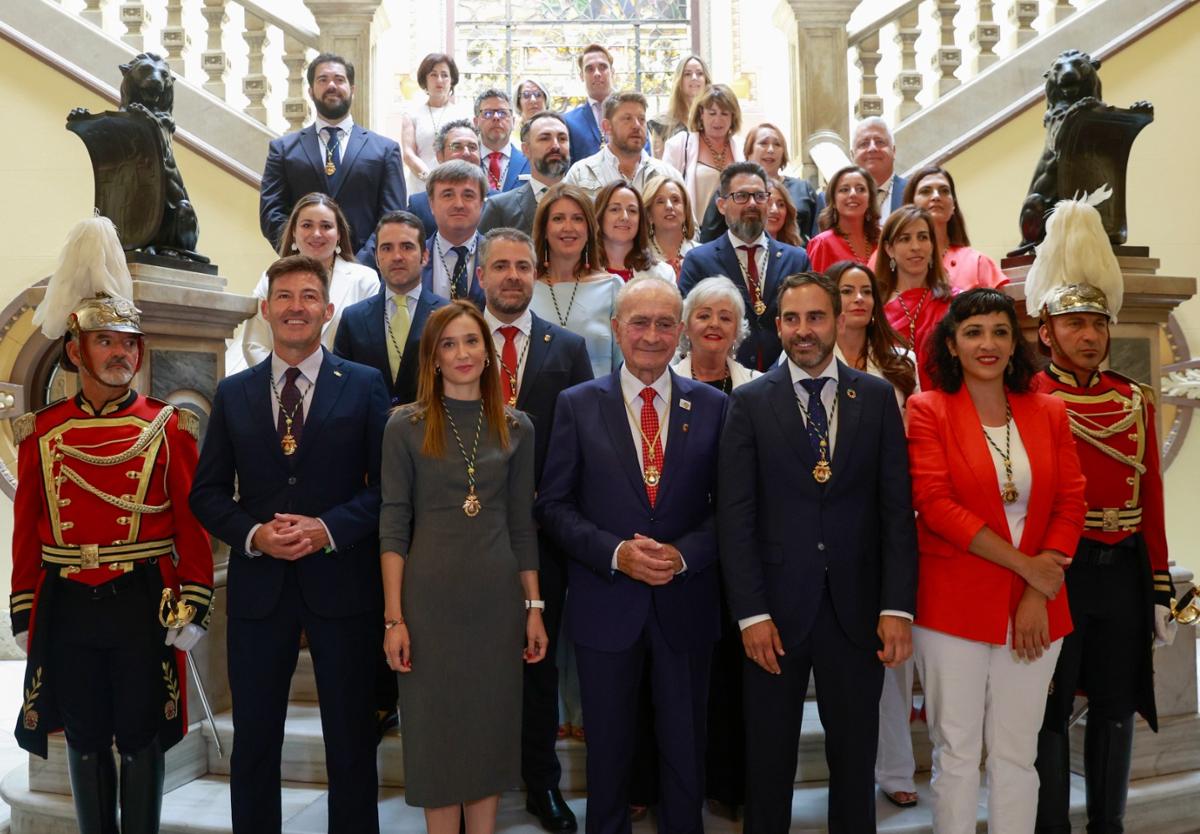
xmin=453 ymin=0 xmax=695 ymax=117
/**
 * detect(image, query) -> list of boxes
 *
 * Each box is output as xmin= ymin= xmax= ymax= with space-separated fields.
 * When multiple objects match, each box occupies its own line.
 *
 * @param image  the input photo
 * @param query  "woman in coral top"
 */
xmin=807 ymin=164 xmax=879 ymax=272
xmin=906 ymin=288 xmax=1086 ymax=834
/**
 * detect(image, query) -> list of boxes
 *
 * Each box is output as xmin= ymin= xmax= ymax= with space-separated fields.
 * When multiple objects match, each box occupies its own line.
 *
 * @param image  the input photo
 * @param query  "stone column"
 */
xmin=303 ymin=0 xmax=384 ymax=129
xmin=785 ymin=0 xmax=859 ymax=180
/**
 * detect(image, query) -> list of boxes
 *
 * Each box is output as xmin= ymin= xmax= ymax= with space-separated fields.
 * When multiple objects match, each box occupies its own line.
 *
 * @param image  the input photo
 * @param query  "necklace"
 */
xmin=443 ymin=399 xmax=485 ymax=517
xmin=981 ymin=402 xmax=1019 ymax=504
xmin=700 ymin=132 xmax=728 ymax=169
xmin=795 ymin=385 xmax=838 ymax=483
xmin=269 ymin=370 xmax=311 ymax=456
xmin=834 ymin=226 xmax=873 ymax=263
xmin=690 ymin=360 xmax=732 ymax=394
xmin=427 ymin=100 xmax=447 ymax=136
xmin=622 ymin=395 xmax=667 ymax=486
xmin=498 ymin=330 xmax=532 ymax=406
xmin=734 ymin=245 xmax=768 ymax=317
xmin=893 ymin=287 xmax=931 ymax=350
xmin=545 ymin=278 xmax=581 ymax=328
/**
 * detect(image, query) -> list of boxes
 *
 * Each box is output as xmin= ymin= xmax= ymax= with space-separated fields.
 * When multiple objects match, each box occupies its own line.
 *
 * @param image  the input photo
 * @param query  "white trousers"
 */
xmin=875 ymin=658 xmax=917 ymax=793
xmin=913 ymin=625 xmax=1061 ymax=834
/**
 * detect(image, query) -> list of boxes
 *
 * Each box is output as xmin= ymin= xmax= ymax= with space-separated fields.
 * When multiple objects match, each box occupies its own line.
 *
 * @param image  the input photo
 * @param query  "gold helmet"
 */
xmin=68 ymin=294 xmax=143 ymax=336
xmin=1041 ymin=281 xmax=1113 ymax=320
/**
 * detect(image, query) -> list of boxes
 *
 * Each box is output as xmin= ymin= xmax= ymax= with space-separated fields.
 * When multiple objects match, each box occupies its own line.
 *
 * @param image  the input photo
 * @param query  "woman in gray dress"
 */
xmin=380 ymin=300 xmax=548 ymax=834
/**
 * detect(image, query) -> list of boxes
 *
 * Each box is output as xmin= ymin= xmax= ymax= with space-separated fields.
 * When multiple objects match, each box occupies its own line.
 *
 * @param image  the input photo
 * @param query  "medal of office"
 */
xmin=325 ymin=162 xmax=336 ymax=176
xmin=1001 ymin=481 xmax=1019 ymax=504
xmin=754 ymin=299 xmax=766 ymax=317
xmin=463 ymin=487 xmax=481 ymax=517
xmin=644 ymin=465 xmax=661 ymax=487
xmin=812 ymin=460 xmax=832 ymax=483
xmin=281 ymin=432 xmax=298 ymax=456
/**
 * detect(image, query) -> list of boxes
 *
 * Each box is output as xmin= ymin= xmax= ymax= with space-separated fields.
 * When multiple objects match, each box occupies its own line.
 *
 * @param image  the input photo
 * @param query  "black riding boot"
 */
xmin=1034 ymin=727 xmax=1073 ymax=833
xmin=119 ymin=738 xmax=165 ymax=834
xmin=66 ymin=745 xmax=119 ymax=834
xmin=1084 ymin=715 xmax=1135 ymax=834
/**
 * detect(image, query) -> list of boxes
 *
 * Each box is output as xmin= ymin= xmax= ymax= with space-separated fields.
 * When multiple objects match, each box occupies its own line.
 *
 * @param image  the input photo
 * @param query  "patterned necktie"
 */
xmin=450 ymin=246 xmax=470 ymax=300
xmin=487 ymin=152 xmax=504 ymax=191
xmin=798 ymin=377 xmax=829 ymax=460
xmin=387 ymin=298 xmax=411 ymax=380
xmin=498 ymin=325 xmax=519 ymax=405
xmin=277 ymin=367 xmax=305 ymax=446
xmin=323 ymin=127 xmax=341 ymax=174
xmin=639 ymin=387 xmax=664 ymax=506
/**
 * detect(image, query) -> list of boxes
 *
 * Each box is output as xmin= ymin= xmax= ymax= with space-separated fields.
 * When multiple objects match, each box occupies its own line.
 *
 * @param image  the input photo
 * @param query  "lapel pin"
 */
xmin=775 ymin=251 xmax=782 ymax=258
xmin=544 ymin=334 xmax=551 ymax=342
xmin=680 ymin=399 xmax=692 ymax=411
xmin=682 ymin=423 xmax=689 ymax=433
xmin=333 ymin=370 xmax=343 ymax=377
xmin=847 ymin=388 xmax=856 ymax=399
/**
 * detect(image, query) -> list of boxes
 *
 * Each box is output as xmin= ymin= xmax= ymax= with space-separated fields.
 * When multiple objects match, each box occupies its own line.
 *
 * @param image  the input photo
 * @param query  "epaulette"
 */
xmin=11 ymin=412 xmax=35 ymax=446
xmin=175 ymin=407 xmax=200 ymax=441
xmin=1106 ymin=370 xmax=1157 ymax=408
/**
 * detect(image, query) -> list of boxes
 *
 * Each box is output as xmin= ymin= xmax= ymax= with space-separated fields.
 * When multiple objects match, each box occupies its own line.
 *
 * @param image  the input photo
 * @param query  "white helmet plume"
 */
xmin=33 ymin=217 xmax=133 ymax=340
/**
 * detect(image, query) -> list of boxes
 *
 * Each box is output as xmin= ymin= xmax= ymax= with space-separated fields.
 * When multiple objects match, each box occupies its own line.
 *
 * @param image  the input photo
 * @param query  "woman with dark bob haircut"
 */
xmin=906 ymin=288 xmax=1086 ymax=832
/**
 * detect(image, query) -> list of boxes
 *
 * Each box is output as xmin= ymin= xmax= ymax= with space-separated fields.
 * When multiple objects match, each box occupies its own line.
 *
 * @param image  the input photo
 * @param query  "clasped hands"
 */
xmin=252 ymin=513 xmax=329 ymax=560
xmin=1011 ymin=550 xmax=1072 ymax=662
xmin=741 ymin=615 xmax=912 ymax=675
xmin=616 ymin=534 xmax=683 ymax=585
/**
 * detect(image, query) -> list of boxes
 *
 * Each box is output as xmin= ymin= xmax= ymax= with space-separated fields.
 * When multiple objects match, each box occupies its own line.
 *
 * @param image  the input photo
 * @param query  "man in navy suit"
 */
xmin=563 ymin=43 xmax=615 ymax=165
xmin=259 ymin=54 xmax=406 ymax=267
xmin=334 ymin=210 xmax=447 ymax=407
xmin=480 ymin=112 xmax=571 ymax=236
xmin=422 ymin=160 xmax=488 ymax=307
xmin=718 ymin=272 xmax=917 ymax=834
xmin=407 ymin=120 xmax=482 ymax=239
xmin=190 ymin=254 xmax=389 ymax=834
xmin=815 ymin=117 xmax=907 ymax=233
xmin=474 ymin=89 xmax=530 ymax=193
xmin=679 ymin=161 xmax=811 ymax=371
xmin=536 ymin=277 xmax=723 ymax=834
xmin=475 ymin=228 xmax=592 ymax=831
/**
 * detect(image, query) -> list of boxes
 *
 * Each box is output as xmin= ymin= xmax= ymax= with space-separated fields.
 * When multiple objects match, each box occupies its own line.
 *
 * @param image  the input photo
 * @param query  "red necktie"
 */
xmin=488 ymin=152 xmax=503 ymax=191
xmin=738 ymin=244 xmax=766 ymax=370
xmin=639 ymin=387 xmax=664 ymax=506
xmin=498 ymin=325 xmax=519 ymax=405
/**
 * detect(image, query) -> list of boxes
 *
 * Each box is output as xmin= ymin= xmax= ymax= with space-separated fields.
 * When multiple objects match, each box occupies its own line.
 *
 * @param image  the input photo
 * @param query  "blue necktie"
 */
xmin=324 ymin=127 xmax=342 ymax=169
xmin=451 ymin=246 xmax=470 ymax=299
xmin=798 ymin=377 xmax=829 ymax=460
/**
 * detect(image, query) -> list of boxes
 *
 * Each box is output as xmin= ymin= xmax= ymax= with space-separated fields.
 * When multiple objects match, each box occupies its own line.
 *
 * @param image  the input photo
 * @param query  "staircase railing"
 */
xmin=847 ymin=0 xmax=1095 ymax=126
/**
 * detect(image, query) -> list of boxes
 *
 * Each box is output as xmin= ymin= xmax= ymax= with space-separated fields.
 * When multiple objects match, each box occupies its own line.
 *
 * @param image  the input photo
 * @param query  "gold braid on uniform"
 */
xmin=55 ymin=405 xmax=175 ymax=466
xmin=57 ymin=464 xmax=172 ymax=514
xmin=1064 ymin=388 xmax=1147 ymax=475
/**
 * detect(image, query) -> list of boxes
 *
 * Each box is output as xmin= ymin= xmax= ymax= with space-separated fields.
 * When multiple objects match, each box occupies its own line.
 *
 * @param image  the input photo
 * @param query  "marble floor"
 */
xmin=0 ymin=660 xmax=29 ymax=832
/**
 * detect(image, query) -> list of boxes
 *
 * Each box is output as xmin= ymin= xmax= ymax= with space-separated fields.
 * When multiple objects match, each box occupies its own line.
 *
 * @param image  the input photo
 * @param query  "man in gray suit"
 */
xmin=480 ymin=111 xmax=571 ymax=236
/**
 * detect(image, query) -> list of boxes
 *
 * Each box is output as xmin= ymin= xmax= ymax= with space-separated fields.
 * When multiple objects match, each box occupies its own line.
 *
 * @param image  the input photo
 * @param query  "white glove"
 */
xmin=164 ymin=624 xmax=206 ymax=652
xmin=14 ymin=631 xmax=28 ymax=655
xmin=1154 ymin=604 xmax=1178 ymax=648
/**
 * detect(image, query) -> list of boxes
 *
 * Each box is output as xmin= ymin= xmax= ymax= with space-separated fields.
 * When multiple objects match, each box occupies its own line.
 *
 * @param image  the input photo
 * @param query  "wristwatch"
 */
xmin=384 ymin=618 xmax=405 ymax=630
xmin=524 ymin=599 xmax=545 ymax=610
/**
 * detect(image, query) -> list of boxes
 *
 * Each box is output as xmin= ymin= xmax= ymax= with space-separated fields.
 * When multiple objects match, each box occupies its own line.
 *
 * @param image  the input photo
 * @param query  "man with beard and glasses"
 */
xmin=474 ymin=228 xmax=592 ymax=831
xmin=481 ymin=112 xmax=571 ymax=236
xmin=679 ymin=161 xmax=811 ymax=371
xmin=260 ymin=53 xmax=406 ymax=269
xmin=474 ymin=88 xmax=529 ymax=193
xmin=334 ymin=210 xmax=448 ymax=407
xmin=718 ymin=272 xmax=917 ymax=834
xmin=11 ymin=217 xmax=213 ymax=834
xmin=564 ymin=92 xmax=679 ymax=201
xmin=408 ymin=119 xmax=483 ymax=239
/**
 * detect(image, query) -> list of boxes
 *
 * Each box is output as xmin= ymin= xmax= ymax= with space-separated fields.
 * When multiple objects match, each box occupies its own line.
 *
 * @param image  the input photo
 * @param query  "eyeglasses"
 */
xmin=723 ymin=191 xmax=770 ymax=205
xmin=480 ymin=109 xmax=512 ymax=120
xmin=622 ymin=317 xmax=681 ymax=333
xmin=519 ymin=90 xmax=545 ymax=100
xmin=447 ymin=141 xmax=480 ymax=154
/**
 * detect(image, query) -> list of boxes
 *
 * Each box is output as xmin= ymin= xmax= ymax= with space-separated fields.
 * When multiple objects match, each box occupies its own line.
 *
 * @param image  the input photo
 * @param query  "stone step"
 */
xmin=7 ymin=766 xmax=1200 ymax=833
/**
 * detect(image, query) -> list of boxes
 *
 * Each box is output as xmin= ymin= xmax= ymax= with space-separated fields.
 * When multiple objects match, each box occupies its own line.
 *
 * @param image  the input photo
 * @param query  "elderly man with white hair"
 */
xmin=817 ymin=117 xmax=907 ymax=224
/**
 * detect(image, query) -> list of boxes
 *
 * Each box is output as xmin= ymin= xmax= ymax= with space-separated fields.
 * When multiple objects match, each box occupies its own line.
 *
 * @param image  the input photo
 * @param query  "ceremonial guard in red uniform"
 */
xmin=9 ymin=218 xmax=213 ymax=834
xmin=1025 ymin=196 xmax=1175 ymax=834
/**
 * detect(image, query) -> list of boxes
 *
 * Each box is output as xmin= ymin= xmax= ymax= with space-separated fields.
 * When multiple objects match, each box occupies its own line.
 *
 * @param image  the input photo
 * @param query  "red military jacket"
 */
xmin=1034 ymin=364 xmax=1171 ymax=605
xmin=9 ymin=391 xmax=213 ymax=633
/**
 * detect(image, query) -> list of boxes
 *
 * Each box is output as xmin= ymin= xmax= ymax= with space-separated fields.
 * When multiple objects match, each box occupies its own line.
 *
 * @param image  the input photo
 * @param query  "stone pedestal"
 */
xmin=785 ymin=0 xmax=859 ymax=179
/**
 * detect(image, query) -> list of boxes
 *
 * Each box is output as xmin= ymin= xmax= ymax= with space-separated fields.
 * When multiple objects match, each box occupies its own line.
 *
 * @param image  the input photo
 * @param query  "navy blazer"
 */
xmin=259 ymin=124 xmax=407 ymax=263
xmin=513 ymin=312 xmax=593 ymax=482
xmin=332 ymin=287 xmax=448 ymax=406
xmin=406 ymin=191 xmax=437 ymax=240
xmin=421 ymin=232 xmax=486 ymax=308
xmin=564 ymin=103 xmax=602 ymax=165
xmin=484 ymin=145 xmax=530 ymax=192
xmin=717 ymin=361 xmax=918 ymax=651
xmin=679 ymin=235 xmax=811 ymax=370
xmin=479 ymin=182 xmax=537 ymax=236
xmin=535 ymin=370 xmax=723 ymax=654
xmin=189 ymin=350 xmax=390 ymax=620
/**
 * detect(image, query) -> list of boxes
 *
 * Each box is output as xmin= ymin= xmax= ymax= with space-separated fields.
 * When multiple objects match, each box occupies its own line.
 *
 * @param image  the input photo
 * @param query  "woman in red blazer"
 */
xmin=906 ymin=288 xmax=1086 ymax=833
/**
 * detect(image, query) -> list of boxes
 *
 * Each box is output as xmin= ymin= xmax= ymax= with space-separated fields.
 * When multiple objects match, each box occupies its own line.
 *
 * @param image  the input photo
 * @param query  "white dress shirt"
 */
xmin=387 ymin=284 xmax=423 ymax=324
xmin=484 ymin=307 xmax=533 ymax=394
xmin=430 ymin=232 xmax=478 ymax=300
xmin=316 ymin=114 xmax=354 ymax=160
xmin=727 ymin=230 xmax=771 ymax=295
xmin=244 ymin=346 xmax=336 ymax=556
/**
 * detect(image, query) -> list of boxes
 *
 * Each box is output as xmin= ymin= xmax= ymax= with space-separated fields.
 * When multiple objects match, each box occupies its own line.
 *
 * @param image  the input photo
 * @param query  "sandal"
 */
xmin=883 ymin=790 xmax=918 ymax=808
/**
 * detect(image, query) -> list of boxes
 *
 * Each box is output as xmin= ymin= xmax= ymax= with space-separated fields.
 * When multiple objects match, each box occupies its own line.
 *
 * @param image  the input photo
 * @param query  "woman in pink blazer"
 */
xmin=906 ymin=288 xmax=1086 ymax=833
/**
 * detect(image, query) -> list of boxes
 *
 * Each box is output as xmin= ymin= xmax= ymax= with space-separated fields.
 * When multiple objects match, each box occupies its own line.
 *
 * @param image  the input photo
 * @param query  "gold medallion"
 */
xmin=325 ymin=162 xmax=336 ymax=176
xmin=463 ymin=487 xmax=481 ymax=517
xmin=754 ymin=299 xmax=766 ymax=317
xmin=507 ymin=394 xmax=517 ymax=407
xmin=812 ymin=460 xmax=832 ymax=483
xmin=281 ymin=433 xmax=297 ymax=456
xmin=1001 ymin=482 xmax=1019 ymax=505
xmin=644 ymin=465 xmax=661 ymax=487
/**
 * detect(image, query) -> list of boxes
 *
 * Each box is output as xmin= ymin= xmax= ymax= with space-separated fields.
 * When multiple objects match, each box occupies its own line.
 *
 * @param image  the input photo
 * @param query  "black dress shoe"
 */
xmin=526 ymin=788 xmax=578 ymax=832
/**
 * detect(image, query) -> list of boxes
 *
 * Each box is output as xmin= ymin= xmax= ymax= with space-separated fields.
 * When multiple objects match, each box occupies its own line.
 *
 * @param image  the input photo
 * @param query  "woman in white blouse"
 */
xmin=662 ymin=84 xmax=744 ymax=224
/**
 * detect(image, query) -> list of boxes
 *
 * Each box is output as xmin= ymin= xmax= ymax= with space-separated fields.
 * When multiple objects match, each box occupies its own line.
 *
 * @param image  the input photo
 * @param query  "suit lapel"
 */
xmin=420 ymin=239 xmax=435 ymax=293
xmin=766 ymin=363 xmax=817 ymax=469
xmin=300 ymin=125 xmax=325 ymax=184
xmin=830 ymin=362 xmax=863 ymax=479
xmin=517 ymin=315 xmax=551 ymax=409
xmin=362 ymin=291 xmax=388 ymax=380
xmin=714 ymin=237 xmax=746 ymax=297
xmin=946 ymin=386 xmax=1010 ymax=539
xmin=762 ymin=239 xmax=787 ymax=302
xmin=599 ymin=373 xmax=651 ymax=511
xmin=585 ymin=105 xmax=602 ymax=145
xmin=520 ymin=184 xmax=537 ymax=229
xmin=331 ymin=126 xmax=367 ymax=198
xmin=294 ymin=349 xmax=346 ymax=467
xmin=653 ymin=372 xmax=692 ymax=508
xmin=244 ymin=358 xmax=289 ymax=467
